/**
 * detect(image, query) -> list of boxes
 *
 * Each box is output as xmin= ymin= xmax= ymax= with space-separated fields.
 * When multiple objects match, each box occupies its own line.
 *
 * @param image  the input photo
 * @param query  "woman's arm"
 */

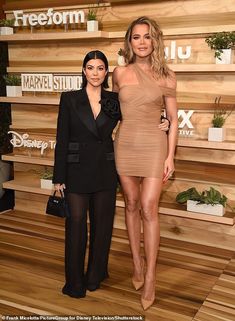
xmin=53 ymin=92 xmax=70 ymax=190
xmin=163 ymin=72 xmax=178 ymax=182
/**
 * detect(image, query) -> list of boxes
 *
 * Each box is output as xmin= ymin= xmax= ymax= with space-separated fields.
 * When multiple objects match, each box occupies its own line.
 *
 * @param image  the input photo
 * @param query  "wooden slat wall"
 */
xmin=1 ymin=0 xmax=235 ymax=250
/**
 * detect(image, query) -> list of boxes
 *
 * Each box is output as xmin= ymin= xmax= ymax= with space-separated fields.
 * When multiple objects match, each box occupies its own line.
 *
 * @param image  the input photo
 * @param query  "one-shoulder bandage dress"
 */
xmin=114 ymin=63 xmax=176 ymax=178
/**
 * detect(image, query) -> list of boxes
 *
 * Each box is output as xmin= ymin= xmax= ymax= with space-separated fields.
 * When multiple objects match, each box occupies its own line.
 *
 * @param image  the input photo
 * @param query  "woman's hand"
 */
xmin=54 ymin=183 xmax=66 ymax=192
xmin=159 ymin=118 xmax=170 ymax=132
xmin=163 ymin=157 xmax=175 ymax=183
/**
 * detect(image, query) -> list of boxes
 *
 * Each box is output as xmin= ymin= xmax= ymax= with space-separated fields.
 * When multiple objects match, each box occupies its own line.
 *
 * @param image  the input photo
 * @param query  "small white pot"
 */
xmin=208 ymin=127 xmax=225 ymax=142
xmin=0 ymin=26 xmax=14 ymax=35
xmin=187 ymin=200 xmax=225 ymax=216
xmin=6 ymin=86 xmax=22 ymax=97
xmin=40 ymin=179 xmax=53 ymax=190
xmin=87 ymin=20 xmax=98 ymax=32
xmin=215 ymin=49 xmax=232 ymax=64
xmin=117 ymin=55 xmax=126 ymax=66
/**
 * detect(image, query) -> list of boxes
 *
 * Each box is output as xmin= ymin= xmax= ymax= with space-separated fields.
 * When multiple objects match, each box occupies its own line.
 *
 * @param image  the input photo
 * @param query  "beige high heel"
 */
xmin=131 ymin=257 xmax=145 ymax=290
xmin=141 ymin=296 xmax=155 ymax=311
xmin=141 ymin=276 xmax=156 ymax=310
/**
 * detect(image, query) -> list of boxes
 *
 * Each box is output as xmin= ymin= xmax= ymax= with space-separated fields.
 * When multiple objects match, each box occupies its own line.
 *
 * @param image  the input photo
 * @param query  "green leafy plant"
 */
xmin=176 ymin=187 xmax=227 ymax=207
xmin=87 ymin=8 xmax=97 ymax=21
xmin=3 ymin=74 xmax=21 ymax=86
xmin=205 ymin=31 xmax=235 ymax=60
xmin=0 ymin=19 xmax=15 ymax=27
xmin=40 ymin=167 xmax=53 ymax=180
xmin=87 ymin=0 xmax=102 ymax=21
xmin=211 ymin=96 xmax=234 ymax=128
xmin=118 ymin=48 xmax=124 ymax=56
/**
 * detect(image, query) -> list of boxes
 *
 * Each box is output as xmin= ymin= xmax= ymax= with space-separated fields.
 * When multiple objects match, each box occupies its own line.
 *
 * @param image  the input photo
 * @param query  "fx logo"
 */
xmin=178 ymin=110 xmax=194 ymax=128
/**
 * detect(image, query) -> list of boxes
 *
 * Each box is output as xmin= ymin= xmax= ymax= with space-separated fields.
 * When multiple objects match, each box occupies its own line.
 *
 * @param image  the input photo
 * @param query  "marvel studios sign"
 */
xmin=21 ymin=73 xmax=83 ymax=92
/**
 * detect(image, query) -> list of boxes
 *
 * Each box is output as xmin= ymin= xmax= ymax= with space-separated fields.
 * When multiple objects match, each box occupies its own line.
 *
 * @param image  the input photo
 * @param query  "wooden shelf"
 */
xmin=162 ymin=25 xmax=235 ymax=37
xmin=3 ymin=180 xmax=234 ymax=225
xmin=1 ymin=92 xmax=235 ymax=110
xmin=178 ymin=138 xmax=235 ymax=151
xmin=159 ymin=202 xmax=235 ymax=226
xmin=8 ymin=127 xmax=56 ymax=135
xmin=6 ymin=64 xmax=235 ymax=74
xmin=3 ymin=0 xmax=108 ymax=10
xmin=1 ymin=24 xmax=235 ymax=42
xmin=3 ymin=179 xmax=52 ymax=196
xmin=174 ymin=160 xmax=235 ymax=186
xmin=2 ymin=137 xmax=234 ymax=168
xmin=116 ymin=196 xmax=235 ymax=225
xmin=170 ymin=64 xmax=235 ymax=73
xmin=6 ymin=66 xmax=116 ymax=73
xmin=0 ymin=96 xmax=59 ymax=105
xmin=177 ymin=92 xmax=235 ymax=107
xmin=0 ymin=31 xmax=110 ymax=42
xmin=2 ymin=154 xmax=54 ymax=166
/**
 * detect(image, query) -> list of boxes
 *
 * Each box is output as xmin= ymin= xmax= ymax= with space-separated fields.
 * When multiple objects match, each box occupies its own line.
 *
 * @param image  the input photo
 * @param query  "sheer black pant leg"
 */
xmin=86 ymin=188 xmax=116 ymax=290
xmin=63 ymin=192 xmax=89 ymax=298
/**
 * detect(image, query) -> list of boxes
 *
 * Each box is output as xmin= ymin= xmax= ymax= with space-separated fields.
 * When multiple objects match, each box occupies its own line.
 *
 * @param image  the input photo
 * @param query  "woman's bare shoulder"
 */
xmin=113 ymin=65 xmax=131 ymax=77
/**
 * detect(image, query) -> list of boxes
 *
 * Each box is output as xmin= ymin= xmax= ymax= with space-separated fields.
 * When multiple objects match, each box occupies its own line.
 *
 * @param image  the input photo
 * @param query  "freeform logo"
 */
xmin=13 ymin=8 xmax=85 ymax=27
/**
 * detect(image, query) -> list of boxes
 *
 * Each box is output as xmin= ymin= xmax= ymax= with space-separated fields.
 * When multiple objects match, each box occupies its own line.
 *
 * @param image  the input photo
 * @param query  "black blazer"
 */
xmin=53 ymin=88 xmax=121 ymax=193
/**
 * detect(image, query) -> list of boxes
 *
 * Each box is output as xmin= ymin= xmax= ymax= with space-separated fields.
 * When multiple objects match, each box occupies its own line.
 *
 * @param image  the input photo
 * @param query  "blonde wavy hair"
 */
xmin=124 ymin=16 xmax=170 ymax=78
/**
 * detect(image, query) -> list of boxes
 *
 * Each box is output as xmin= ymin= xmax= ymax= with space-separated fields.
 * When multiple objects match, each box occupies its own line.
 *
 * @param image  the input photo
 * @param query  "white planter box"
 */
xmin=6 ymin=86 xmax=22 ymax=97
xmin=40 ymin=179 xmax=53 ymax=190
xmin=117 ymin=55 xmax=126 ymax=66
xmin=208 ymin=127 xmax=225 ymax=142
xmin=215 ymin=49 xmax=232 ymax=64
xmin=0 ymin=26 xmax=14 ymax=35
xmin=87 ymin=20 xmax=98 ymax=32
xmin=187 ymin=200 xmax=225 ymax=216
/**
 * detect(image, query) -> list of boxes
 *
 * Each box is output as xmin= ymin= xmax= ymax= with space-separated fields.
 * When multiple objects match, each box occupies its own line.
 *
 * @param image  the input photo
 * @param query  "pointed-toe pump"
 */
xmin=141 ymin=297 xmax=155 ymax=311
xmin=132 ymin=257 xmax=145 ymax=290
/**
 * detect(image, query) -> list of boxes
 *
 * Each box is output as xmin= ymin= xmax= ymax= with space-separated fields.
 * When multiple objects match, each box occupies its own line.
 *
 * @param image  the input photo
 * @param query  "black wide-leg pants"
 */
xmin=64 ymin=188 xmax=116 ymax=294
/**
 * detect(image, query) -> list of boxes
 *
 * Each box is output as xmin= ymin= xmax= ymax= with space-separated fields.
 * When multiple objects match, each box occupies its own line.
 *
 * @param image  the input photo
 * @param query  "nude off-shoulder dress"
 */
xmin=114 ymin=63 xmax=176 ymax=178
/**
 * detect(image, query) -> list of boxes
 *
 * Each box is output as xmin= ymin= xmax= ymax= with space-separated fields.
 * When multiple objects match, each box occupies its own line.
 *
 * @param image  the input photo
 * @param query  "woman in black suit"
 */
xmin=53 ymin=50 xmax=121 ymax=298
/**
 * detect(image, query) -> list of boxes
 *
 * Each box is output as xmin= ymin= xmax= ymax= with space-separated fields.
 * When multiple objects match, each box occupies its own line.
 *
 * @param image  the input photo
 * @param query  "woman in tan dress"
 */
xmin=113 ymin=16 xmax=178 ymax=310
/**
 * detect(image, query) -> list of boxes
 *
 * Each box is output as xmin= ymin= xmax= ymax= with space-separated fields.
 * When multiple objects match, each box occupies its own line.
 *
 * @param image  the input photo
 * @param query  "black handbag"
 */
xmin=46 ymin=190 xmax=70 ymax=218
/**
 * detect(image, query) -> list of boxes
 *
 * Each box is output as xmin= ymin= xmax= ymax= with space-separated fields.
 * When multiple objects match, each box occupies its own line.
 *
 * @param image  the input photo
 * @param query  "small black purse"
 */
xmin=46 ymin=190 xmax=70 ymax=218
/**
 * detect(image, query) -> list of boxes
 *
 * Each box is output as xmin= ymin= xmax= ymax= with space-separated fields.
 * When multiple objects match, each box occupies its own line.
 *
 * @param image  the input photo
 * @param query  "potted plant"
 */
xmin=87 ymin=8 xmax=98 ymax=32
xmin=40 ymin=167 xmax=53 ymax=189
xmin=176 ymin=187 xmax=227 ymax=216
xmin=0 ymin=19 xmax=14 ymax=35
xmin=3 ymin=74 xmax=22 ymax=97
xmin=205 ymin=31 xmax=235 ymax=64
xmin=208 ymin=96 xmax=234 ymax=142
xmin=117 ymin=48 xmax=126 ymax=66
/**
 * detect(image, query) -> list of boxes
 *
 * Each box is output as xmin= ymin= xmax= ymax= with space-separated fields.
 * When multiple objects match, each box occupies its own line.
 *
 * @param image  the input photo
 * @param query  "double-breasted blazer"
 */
xmin=53 ymin=88 xmax=121 ymax=193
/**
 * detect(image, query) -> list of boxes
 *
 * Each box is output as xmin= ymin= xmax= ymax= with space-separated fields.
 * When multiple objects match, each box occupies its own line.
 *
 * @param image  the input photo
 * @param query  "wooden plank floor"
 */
xmin=0 ymin=210 xmax=235 ymax=321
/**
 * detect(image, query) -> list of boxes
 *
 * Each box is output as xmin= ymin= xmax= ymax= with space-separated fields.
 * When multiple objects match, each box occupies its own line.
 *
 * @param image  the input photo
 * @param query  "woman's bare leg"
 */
xmin=140 ymin=177 xmax=162 ymax=302
xmin=119 ymin=175 xmax=143 ymax=281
